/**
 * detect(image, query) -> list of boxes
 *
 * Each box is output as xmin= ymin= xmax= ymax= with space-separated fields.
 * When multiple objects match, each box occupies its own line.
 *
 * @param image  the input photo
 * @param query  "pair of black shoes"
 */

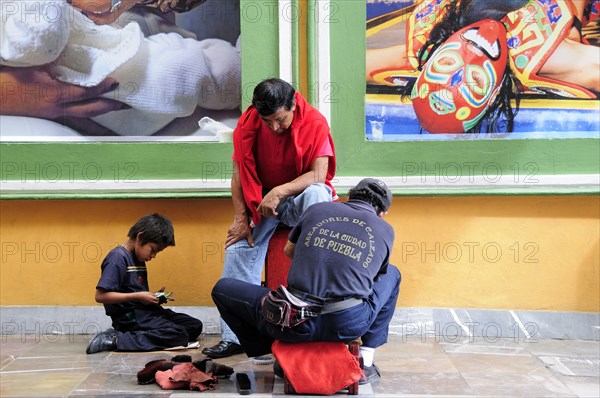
xmin=86 ymin=330 xmax=118 ymax=354
xmin=201 ymin=340 xmax=244 ymax=359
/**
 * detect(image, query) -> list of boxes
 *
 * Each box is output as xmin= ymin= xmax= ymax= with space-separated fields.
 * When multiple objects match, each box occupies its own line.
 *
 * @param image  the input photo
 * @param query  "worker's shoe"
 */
xmin=273 ymin=360 xmax=284 ymax=379
xmin=359 ymin=363 xmax=381 ymax=385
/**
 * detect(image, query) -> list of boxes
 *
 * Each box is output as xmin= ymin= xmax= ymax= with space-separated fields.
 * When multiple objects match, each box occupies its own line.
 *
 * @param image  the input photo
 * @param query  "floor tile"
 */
xmin=462 ymin=373 xmax=576 ymax=397
xmin=521 ymin=339 xmax=600 ymax=358
xmin=1 ymin=337 xmax=40 ymax=370
xmin=1 ymin=333 xmax=599 ymax=397
xmin=0 ymin=369 xmax=90 ymax=397
xmin=557 ymin=375 xmax=600 ymax=398
xmin=371 ymin=372 xmax=474 ymax=396
xmin=441 ymin=337 xmax=530 ymax=356
xmin=539 ymin=356 xmax=600 ymax=377
xmin=447 ymin=351 xmax=546 ymax=375
xmin=72 ymin=371 xmax=169 ymax=396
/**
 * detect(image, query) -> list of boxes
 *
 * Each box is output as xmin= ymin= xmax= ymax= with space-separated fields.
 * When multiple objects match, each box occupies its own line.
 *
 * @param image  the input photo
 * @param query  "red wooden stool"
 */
xmin=264 ymin=227 xmax=292 ymax=290
xmin=281 ymin=340 xmax=361 ymax=395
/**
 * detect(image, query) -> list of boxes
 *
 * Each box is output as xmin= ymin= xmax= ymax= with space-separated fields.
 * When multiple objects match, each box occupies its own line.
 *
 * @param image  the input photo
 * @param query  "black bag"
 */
xmin=261 ymin=286 xmax=321 ymax=329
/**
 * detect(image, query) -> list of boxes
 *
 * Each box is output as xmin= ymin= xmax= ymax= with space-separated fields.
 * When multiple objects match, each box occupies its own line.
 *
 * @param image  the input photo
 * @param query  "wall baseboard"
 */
xmin=1 ymin=306 xmax=598 ymax=341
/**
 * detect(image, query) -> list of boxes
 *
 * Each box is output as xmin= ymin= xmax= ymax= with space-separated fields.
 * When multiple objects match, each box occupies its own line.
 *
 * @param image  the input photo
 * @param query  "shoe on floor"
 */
xmin=273 ymin=360 xmax=284 ymax=379
xmin=359 ymin=363 xmax=381 ymax=385
xmin=201 ymin=340 xmax=244 ymax=359
xmin=86 ymin=331 xmax=117 ymax=354
xmin=193 ymin=358 xmax=234 ymax=378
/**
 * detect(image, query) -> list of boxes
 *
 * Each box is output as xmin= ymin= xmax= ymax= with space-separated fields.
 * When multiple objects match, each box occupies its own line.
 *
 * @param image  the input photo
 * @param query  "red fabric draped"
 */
xmin=233 ymin=93 xmax=337 ymax=226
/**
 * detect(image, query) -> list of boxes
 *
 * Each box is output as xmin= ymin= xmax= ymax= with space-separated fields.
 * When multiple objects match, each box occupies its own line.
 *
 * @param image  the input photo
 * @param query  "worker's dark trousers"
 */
xmin=212 ymin=265 xmax=401 ymax=357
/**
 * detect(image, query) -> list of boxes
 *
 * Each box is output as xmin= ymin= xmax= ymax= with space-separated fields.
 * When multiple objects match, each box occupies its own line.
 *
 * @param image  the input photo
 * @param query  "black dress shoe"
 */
xmin=201 ymin=340 xmax=244 ymax=358
xmin=86 ymin=331 xmax=117 ymax=354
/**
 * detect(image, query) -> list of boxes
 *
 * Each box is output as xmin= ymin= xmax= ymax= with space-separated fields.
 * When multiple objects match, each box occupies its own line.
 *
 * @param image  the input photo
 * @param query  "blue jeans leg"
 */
xmin=280 ymin=183 xmax=332 ymax=226
xmin=219 ymin=216 xmax=280 ymax=343
xmin=361 ymin=265 xmax=401 ymax=348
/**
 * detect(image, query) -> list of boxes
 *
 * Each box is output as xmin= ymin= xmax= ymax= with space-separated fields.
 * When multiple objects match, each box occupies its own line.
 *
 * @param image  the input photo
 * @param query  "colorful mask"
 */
xmin=411 ymin=19 xmax=509 ymax=133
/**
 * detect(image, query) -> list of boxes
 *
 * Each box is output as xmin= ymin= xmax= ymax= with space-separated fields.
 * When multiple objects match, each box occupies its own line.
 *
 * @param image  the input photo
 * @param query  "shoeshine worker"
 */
xmin=211 ymin=178 xmax=401 ymax=384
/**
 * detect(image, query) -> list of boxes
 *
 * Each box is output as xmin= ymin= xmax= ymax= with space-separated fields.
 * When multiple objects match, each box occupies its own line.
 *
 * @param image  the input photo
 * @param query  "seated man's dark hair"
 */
xmin=252 ymin=78 xmax=296 ymax=116
xmin=348 ymin=187 xmax=387 ymax=215
xmin=128 ymin=213 xmax=175 ymax=247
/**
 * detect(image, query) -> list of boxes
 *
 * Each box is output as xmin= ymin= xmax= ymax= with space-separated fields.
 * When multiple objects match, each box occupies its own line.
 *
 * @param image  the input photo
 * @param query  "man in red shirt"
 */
xmin=202 ymin=78 xmax=337 ymax=358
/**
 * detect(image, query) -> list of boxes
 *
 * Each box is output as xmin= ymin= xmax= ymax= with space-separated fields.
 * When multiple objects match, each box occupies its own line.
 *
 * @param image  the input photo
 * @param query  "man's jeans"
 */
xmin=220 ymin=183 xmax=332 ymax=343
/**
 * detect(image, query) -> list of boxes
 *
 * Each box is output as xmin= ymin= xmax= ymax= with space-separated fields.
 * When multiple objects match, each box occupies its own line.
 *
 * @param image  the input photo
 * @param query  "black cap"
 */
xmin=354 ymin=178 xmax=392 ymax=212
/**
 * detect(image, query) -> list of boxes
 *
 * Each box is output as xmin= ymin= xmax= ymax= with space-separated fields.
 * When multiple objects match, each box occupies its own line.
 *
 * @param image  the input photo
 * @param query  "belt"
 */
xmin=321 ymin=298 xmax=363 ymax=314
xmin=287 ymin=287 xmax=363 ymax=315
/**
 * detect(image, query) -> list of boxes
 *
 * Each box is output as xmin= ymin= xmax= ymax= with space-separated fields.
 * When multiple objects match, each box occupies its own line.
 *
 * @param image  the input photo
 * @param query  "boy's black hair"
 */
xmin=128 ymin=213 xmax=175 ymax=247
xmin=252 ymin=78 xmax=296 ymax=116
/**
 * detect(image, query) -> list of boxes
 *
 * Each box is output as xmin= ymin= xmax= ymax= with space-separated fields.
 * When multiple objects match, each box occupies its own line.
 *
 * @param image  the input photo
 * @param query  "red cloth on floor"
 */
xmin=155 ymin=364 xmax=188 ymax=390
xmin=272 ymin=340 xmax=362 ymax=395
xmin=155 ymin=363 xmax=217 ymax=391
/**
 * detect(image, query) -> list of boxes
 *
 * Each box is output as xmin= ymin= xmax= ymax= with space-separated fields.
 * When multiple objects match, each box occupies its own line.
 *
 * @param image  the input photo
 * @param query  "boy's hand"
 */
xmin=138 ymin=291 xmax=160 ymax=305
xmin=154 ymin=288 xmax=174 ymax=305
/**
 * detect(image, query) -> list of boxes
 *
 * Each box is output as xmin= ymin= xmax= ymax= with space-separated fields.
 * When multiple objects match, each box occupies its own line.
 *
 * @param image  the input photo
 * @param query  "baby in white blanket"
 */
xmin=0 ymin=0 xmax=241 ymax=135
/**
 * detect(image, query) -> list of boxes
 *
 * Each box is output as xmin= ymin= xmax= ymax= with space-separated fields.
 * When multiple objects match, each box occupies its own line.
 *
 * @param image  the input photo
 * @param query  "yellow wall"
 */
xmin=1 ymin=196 xmax=598 ymax=311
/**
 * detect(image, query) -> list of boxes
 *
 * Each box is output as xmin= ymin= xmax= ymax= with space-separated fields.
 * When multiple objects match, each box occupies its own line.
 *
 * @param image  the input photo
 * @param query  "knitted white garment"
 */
xmin=0 ymin=0 xmax=70 ymax=66
xmin=192 ymin=38 xmax=242 ymax=111
xmin=91 ymin=33 xmax=241 ymax=135
xmin=0 ymin=0 xmax=143 ymax=85
xmin=52 ymin=6 xmax=144 ymax=87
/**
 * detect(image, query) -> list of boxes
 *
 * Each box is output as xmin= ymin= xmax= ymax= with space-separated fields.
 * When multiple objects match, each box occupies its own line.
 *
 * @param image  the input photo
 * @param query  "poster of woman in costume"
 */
xmin=365 ymin=0 xmax=599 ymax=140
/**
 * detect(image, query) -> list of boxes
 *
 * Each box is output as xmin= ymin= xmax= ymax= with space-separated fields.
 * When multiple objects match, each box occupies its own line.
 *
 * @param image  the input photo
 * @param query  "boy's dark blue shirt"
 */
xmin=97 ymin=246 xmax=151 ymax=317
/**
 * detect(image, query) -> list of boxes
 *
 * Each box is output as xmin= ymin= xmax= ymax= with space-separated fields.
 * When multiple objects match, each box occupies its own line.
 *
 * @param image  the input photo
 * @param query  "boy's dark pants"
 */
xmin=112 ymin=307 xmax=202 ymax=351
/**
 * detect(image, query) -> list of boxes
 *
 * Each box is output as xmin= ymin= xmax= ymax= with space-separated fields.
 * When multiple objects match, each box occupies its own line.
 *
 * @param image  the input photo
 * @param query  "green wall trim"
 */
xmin=291 ymin=0 xmax=300 ymax=88
xmin=1 ymin=142 xmax=233 ymax=181
xmin=240 ymin=0 xmax=280 ymax=107
xmin=306 ymin=0 xmax=318 ymax=105
xmin=0 ymin=193 xmax=232 ymax=200
xmin=1 ymin=190 xmax=597 ymax=200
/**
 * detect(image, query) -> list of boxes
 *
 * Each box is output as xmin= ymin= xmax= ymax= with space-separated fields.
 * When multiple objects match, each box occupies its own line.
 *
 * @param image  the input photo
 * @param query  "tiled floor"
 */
xmin=1 ymin=334 xmax=598 ymax=397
